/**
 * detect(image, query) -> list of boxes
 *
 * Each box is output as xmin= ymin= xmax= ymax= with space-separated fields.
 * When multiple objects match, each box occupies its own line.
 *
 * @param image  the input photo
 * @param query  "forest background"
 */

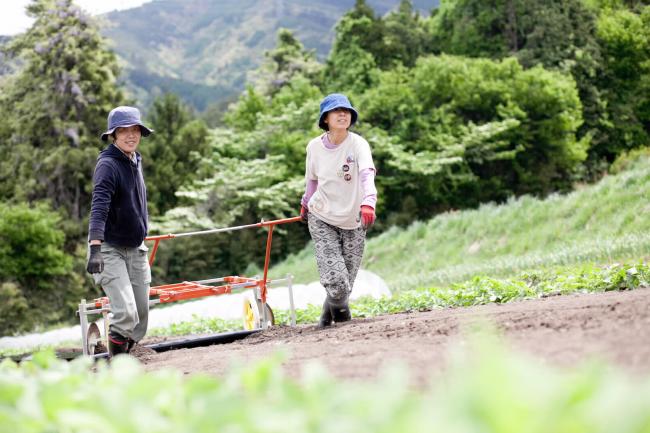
xmin=0 ymin=0 xmax=648 ymax=335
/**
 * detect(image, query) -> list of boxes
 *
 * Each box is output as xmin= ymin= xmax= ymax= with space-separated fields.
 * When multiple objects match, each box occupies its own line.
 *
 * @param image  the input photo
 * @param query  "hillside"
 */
xmin=102 ymin=0 xmax=438 ymax=110
xmin=270 ymin=155 xmax=650 ymax=290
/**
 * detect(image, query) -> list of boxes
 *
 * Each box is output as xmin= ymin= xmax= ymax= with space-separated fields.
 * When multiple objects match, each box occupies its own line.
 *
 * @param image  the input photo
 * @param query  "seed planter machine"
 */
xmin=78 ymin=216 xmax=302 ymax=356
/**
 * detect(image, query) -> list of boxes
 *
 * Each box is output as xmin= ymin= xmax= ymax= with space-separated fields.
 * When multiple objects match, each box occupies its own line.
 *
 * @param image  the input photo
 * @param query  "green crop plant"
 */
xmin=147 ymin=262 xmax=649 ymax=337
xmin=1 ymin=333 xmax=649 ymax=433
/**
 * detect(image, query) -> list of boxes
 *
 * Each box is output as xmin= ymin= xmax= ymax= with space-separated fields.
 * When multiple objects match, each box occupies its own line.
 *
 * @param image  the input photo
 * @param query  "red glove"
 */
xmin=360 ymin=205 xmax=375 ymax=230
xmin=300 ymin=205 xmax=309 ymax=223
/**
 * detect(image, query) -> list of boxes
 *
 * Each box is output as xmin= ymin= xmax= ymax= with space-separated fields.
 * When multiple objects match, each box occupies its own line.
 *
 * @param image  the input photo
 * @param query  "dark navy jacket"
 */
xmin=88 ymin=143 xmax=148 ymax=248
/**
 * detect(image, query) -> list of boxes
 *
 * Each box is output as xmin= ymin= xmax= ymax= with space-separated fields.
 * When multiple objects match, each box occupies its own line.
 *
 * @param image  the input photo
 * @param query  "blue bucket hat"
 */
xmin=101 ymin=106 xmax=153 ymax=141
xmin=318 ymin=93 xmax=358 ymax=131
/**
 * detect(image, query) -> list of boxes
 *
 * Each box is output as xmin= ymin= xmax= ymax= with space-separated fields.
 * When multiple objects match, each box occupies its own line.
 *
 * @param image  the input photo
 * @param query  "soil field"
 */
xmin=140 ymin=288 xmax=650 ymax=384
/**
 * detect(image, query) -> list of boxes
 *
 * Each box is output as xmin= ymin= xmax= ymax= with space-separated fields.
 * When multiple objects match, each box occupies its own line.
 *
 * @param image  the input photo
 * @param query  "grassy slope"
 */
xmin=270 ymin=156 xmax=650 ymax=290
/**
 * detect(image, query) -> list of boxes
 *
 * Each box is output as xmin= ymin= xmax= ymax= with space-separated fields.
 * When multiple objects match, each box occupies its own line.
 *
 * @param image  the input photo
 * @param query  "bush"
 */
xmin=0 ymin=203 xmax=86 ymax=335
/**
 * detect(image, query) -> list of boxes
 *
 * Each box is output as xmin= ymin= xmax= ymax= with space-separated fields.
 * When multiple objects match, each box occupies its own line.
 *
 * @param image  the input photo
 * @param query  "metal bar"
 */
xmin=149 ymin=239 xmax=161 ymax=266
xmin=144 ymin=216 xmax=301 ymax=242
xmin=82 ymin=308 xmax=110 ymax=315
xmin=287 ymin=274 xmax=296 ymax=327
xmin=146 ymin=222 xmax=261 ymax=241
xmin=102 ymin=310 xmax=109 ymax=350
xmin=79 ymin=299 xmax=89 ymax=356
xmin=158 ymin=285 xmax=233 ymax=303
xmin=259 ymin=216 xmax=302 ymax=227
xmin=261 ymin=225 xmax=274 ymax=304
xmin=191 ymin=277 xmax=227 ymax=285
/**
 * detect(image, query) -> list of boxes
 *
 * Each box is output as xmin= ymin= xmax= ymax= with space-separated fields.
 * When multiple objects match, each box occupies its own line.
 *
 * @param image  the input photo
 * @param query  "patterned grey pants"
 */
xmin=308 ymin=215 xmax=366 ymax=305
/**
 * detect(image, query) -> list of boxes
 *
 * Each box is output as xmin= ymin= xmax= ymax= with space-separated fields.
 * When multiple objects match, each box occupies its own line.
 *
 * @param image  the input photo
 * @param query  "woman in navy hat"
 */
xmin=86 ymin=106 xmax=154 ymax=357
xmin=301 ymin=93 xmax=377 ymax=327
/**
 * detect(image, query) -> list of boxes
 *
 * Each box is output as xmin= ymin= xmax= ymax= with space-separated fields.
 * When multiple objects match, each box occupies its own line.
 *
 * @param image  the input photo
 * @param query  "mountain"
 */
xmin=102 ymin=0 xmax=438 ymax=111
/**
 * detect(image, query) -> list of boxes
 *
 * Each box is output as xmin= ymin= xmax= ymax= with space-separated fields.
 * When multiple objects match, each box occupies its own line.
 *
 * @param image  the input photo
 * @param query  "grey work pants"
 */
xmin=91 ymin=242 xmax=151 ymax=341
xmin=308 ymin=215 xmax=366 ymax=305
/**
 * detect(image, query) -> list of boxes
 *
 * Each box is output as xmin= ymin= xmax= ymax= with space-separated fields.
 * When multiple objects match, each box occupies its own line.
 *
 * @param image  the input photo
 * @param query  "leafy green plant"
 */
xmin=2 ymin=334 xmax=650 ymax=433
xmin=147 ymin=262 xmax=649 ymax=338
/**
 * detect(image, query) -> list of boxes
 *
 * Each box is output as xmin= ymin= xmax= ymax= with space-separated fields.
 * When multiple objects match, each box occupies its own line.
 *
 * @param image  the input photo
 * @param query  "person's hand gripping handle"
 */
xmin=360 ymin=205 xmax=375 ymax=230
xmin=86 ymin=244 xmax=104 ymax=274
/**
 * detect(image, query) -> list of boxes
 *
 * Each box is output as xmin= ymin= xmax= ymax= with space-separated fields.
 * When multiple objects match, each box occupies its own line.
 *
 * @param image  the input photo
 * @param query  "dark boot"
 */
xmin=108 ymin=331 xmax=129 ymax=357
xmin=318 ymin=299 xmax=333 ymax=328
xmin=331 ymin=304 xmax=352 ymax=323
xmin=126 ymin=338 xmax=136 ymax=353
xmin=328 ymin=296 xmax=352 ymax=323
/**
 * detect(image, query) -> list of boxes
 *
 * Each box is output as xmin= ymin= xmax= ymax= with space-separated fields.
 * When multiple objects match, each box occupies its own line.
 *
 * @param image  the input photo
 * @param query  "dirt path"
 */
xmin=141 ymin=288 xmax=650 ymax=383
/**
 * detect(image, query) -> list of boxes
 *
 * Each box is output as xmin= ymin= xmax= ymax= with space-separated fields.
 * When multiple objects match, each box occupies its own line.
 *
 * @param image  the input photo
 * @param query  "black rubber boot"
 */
xmin=318 ymin=299 xmax=333 ymax=328
xmin=108 ymin=331 xmax=129 ymax=357
xmin=328 ymin=296 xmax=352 ymax=323
xmin=331 ymin=304 xmax=352 ymax=323
xmin=126 ymin=338 xmax=136 ymax=353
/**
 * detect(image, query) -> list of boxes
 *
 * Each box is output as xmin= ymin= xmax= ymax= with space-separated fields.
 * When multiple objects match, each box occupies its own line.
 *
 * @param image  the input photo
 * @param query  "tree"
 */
xmin=223 ymin=86 xmax=269 ymax=131
xmin=359 ymin=55 xmax=587 ymax=218
xmin=591 ymin=4 xmax=650 ymax=160
xmin=323 ymin=0 xmax=431 ymax=93
xmin=382 ymin=0 xmax=433 ymax=67
xmin=228 ymin=29 xmax=323 ymax=131
xmin=323 ymin=0 xmax=383 ymax=93
xmin=430 ymin=2 xmax=600 ymax=140
xmin=138 ymin=93 xmax=210 ymax=216
xmin=428 ymin=0 xmax=650 ymax=166
xmin=0 ymin=0 xmax=125 ymax=234
xmin=247 ymin=28 xmax=323 ymax=99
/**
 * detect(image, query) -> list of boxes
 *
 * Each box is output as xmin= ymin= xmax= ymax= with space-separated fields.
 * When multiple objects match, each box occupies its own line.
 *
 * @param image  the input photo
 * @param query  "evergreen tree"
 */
xmin=0 ymin=0 xmax=125 ymax=237
xmin=323 ymin=0 xmax=384 ymax=93
xmin=382 ymin=0 xmax=431 ymax=67
xmin=228 ymin=29 xmax=322 ymax=131
xmin=138 ymin=93 xmax=210 ymax=216
xmin=247 ymin=28 xmax=322 ymax=99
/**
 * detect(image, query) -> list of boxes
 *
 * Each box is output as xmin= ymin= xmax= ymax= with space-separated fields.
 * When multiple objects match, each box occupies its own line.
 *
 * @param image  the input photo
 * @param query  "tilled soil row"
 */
xmin=141 ymin=288 xmax=650 ymax=383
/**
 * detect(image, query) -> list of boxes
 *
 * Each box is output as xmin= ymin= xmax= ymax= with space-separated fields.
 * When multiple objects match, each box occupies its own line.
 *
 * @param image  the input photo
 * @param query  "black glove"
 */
xmin=86 ymin=244 xmax=104 ymax=274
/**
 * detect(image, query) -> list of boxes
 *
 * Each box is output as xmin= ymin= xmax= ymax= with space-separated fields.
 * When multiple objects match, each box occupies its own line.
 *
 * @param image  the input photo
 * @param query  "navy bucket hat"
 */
xmin=318 ymin=93 xmax=358 ymax=131
xmin=101 ymin=106 xmax=153 ymax=141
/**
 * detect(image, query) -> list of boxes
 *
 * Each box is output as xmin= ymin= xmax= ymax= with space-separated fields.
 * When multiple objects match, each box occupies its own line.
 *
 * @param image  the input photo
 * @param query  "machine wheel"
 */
xmin=243 ymin=298 xmax=274 ymax=330
xmin=84 ymin=322 xmax=102 ymax=355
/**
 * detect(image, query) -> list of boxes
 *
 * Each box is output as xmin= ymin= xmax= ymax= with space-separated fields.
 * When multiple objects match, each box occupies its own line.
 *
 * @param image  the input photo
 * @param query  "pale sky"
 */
xmin=1 ymin=0 xmax=151 ymax=36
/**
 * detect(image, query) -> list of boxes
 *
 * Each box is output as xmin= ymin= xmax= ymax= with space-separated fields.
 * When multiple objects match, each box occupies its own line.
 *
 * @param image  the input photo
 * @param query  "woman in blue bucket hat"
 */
xmin=300 ymin=93 xmax=378 ymax=327
xmin=86 ymin=106 xmax=154 ymax=357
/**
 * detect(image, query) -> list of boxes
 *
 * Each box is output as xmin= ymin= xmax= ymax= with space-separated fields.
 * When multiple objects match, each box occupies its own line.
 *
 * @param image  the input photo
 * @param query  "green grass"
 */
xmin=270 ymin=155 xmax=650 ymax=290
xmin=2 ymin=333 xmax=650 ymax=433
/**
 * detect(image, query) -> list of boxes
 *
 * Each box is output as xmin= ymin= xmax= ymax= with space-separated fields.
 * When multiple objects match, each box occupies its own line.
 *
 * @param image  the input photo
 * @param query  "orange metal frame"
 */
xmin=90 ymin=216 xmax=301 ymax=309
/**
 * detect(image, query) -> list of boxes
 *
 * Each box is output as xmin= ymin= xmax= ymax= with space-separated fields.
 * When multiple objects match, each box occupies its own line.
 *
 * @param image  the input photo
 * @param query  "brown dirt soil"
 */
xmin=140 ymin=288 xmax=650 ymax=383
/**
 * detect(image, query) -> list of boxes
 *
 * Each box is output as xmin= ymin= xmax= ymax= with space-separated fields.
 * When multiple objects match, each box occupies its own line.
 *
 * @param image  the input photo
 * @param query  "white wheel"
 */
xmin=85 ymin=322 xmax=102 ymax=355
xmin=242 ymin=298 xmax=274 ymax=330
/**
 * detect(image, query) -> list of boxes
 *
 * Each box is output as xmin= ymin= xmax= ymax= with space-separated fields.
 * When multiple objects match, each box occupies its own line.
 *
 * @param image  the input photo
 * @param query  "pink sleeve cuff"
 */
xmin=301 ymin=178 xmax=318 ymax=207
xmin=360 ymin=168 xmax=377 ymax=209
